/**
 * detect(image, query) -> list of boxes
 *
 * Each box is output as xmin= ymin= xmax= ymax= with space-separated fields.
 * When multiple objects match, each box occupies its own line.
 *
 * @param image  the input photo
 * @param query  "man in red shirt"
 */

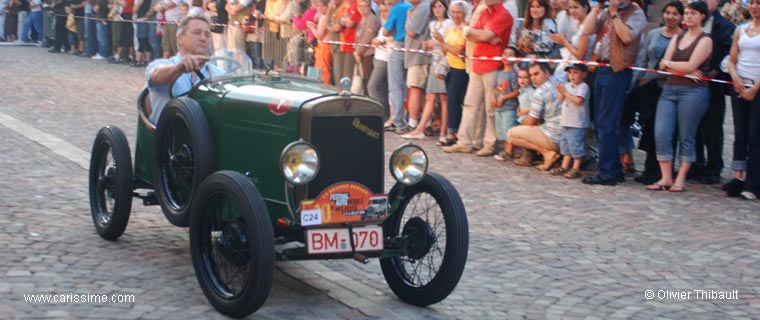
xmin=444 ymin=0 xmax=512 ymax=155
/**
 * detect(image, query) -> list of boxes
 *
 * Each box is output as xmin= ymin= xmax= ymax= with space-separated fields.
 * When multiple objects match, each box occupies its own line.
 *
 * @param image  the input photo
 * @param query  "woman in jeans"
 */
xmin=725 ymin=0 xmax=760 ymax=200
xmin=648 ymin=1 xmax=713 ymax=193
xmin=631 ymin=0 xmax=684 ymax=185
xmin=435 ymin=0 xmax=470 ymax=146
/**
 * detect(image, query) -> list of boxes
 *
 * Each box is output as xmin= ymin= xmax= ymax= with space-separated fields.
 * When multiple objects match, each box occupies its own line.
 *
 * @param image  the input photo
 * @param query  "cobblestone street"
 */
xmin=1 ymin=46 xmax=759 ymax=319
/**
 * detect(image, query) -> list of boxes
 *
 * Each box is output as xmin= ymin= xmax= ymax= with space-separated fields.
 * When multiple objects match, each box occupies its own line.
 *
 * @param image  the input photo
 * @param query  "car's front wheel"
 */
xmin=380 ymin=172 xmax=469 ymax=306
xmin=88 ymin=126 xmax=133 ymax=240
xmin=189 ymin=171 xmax=274 ymax=318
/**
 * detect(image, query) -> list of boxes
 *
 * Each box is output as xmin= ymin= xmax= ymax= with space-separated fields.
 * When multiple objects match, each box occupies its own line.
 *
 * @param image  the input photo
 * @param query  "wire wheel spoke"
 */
xmin=395 ymin=192 xmax=446 ymax=288
xmin=202 ymin=195 xmax=251 ymax=299
xmin=163 ymin=121 xmax=195 ymax=209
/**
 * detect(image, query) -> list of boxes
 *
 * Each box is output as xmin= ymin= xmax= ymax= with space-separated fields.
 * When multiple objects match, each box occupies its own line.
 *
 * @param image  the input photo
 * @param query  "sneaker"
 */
xmin=70 ymin=49 xmax=81 ymax=55
xmin=722 ymin=179 xmax=745 ymax=197
xmin=475 ymin=146 xmax=495 ymax=157
xmin=493 ymin=150 xmax=513 ymax=161
xmin=393 ymin=125 xmax=414 ymax=135
xmin=740 ymin=191 xmax=758 ymax=200
xmin=442 ymin=144 xmax=473 ymax=154
xmin=92 ymin=54 xmax=106 ymax=60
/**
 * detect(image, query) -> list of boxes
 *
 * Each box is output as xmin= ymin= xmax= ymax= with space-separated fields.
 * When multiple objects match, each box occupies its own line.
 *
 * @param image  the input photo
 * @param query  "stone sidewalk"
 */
xmin=1 ymin=46 xmax=759 ymax=319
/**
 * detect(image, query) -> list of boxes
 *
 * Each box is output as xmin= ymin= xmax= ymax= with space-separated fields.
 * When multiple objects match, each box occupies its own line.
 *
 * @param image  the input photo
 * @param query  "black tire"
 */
xmin=154 ymin=98 xmax=214 ymax=227
xmin=380 ymin=172 xmax=469 ymax=306
xmin=189 ymin=171 xmax=274 ymax=318
xmin=89 ymin=126 xmax=133 ymax=240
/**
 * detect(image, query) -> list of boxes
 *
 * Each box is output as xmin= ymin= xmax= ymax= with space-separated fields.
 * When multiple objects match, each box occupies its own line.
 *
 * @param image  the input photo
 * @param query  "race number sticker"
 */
xmin=300 ymin=209 xmax=323 ymax=226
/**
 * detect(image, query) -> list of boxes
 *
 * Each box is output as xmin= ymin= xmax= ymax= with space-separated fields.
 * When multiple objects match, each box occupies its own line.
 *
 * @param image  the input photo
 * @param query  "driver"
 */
xmin=146 ymin=15 xmax=226 ymax=124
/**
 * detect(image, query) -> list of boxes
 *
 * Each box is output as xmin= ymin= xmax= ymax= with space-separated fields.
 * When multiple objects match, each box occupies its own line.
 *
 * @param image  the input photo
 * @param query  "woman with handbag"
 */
xmin=352 ymin=0 xmax=379 ymax=95
xmin=401 ymin=0 xmax=452 ymax=142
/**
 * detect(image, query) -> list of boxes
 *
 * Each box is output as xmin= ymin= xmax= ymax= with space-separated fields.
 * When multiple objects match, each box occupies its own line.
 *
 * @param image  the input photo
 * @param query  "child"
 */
xmin=492 ymin=47 xmax=520 ymax=161
xmin=65 ymin=6 xmax=77 ymax=52
xmin=551 ymin=64 xmax=590 ymax=179
xmin=516 ymin=68 xmax=534 ymax=124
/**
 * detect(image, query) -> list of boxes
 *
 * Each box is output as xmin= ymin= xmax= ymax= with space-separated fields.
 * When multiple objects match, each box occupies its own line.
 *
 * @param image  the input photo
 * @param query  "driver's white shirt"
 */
xmin=146 ymin=54 xmax=225 ymax=124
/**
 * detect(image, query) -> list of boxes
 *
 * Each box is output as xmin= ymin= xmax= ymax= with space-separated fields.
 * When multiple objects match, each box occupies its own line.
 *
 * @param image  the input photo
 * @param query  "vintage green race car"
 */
xmin=87 ymin=55 xmax=469 ymax=318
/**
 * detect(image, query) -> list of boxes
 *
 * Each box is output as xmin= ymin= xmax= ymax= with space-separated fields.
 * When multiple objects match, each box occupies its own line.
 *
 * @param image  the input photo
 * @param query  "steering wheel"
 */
xmin=169 ymin=56 xmax=244 ymax=98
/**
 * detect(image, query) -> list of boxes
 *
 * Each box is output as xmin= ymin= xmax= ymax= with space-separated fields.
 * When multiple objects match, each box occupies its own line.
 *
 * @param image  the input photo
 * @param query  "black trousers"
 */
xmin=52 ymin=15 xmax=68 ymax=51
xmin=694 ymin=78 xmax=728 ymax=176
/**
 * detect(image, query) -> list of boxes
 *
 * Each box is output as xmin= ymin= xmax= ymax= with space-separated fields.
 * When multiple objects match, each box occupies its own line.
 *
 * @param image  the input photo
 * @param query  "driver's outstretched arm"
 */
xmin=149 ymin=55 xmax=209 ymax=86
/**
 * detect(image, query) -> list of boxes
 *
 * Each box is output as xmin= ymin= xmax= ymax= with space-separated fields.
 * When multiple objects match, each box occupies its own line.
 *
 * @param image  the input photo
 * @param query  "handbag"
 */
xmin=350 ymin=67 xmax=364 ymax=94
xmin=431 ymin=48 xmax=449 ymax=80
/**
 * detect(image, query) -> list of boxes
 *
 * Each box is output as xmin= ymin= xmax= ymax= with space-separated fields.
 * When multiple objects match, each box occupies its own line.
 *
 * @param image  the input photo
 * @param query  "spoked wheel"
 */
xmin=380 ymin=172 xmax=468 ymax=306
xmin=89 ymin=126 xmax=133 ymax=240
xmin=154 ymin=98 xmax=214 ymax=227
xmin=190 ymin=171 xmax=274 ymax=318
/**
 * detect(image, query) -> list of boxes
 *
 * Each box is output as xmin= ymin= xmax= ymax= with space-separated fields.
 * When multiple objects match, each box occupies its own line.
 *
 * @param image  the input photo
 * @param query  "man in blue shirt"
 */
xmin=146 ymin=15 xmax=225 ymax=124
xmin=382 ymin=0 xmax=412 ymax=132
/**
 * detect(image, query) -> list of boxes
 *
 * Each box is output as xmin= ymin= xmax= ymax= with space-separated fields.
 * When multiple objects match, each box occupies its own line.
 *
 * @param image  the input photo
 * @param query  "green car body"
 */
xmin=134 ymin=74 xmax=385 ymax=240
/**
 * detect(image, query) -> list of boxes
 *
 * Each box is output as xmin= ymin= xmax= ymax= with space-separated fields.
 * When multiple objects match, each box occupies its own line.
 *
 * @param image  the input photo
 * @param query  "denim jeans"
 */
xmin=654 ymin=84 xmax=709 ymax=163
xmin=730 ymin=91 xmax=760 ymax=194
xmin=96 ymin=21 xmax=110 ymax=57
xmin=730 ymin=88 xmax=760 ymax=192
xmin=367 ymin=59 xmax=389 ymax=119
xmin=387 ymin=49 xmax=407 ymax=127
xmin=84 ymin=15 xmax=97 ymax=56
xmin=617 ymin=125 xmax=635 ymax=154
xmin=147 ymin=22 xmax=161 ymax=59
xmin=495 ymin=110 xmax=518 ymax=141
xmin=21 ymin=10 xmax=42 ymax=41
xmin=592 ymin=67 xmax=632 ymax=179
xmin=446 ymin=68 xmax=468 ymax=134
xmin=560 ymin=126 xmax=587 ymax=158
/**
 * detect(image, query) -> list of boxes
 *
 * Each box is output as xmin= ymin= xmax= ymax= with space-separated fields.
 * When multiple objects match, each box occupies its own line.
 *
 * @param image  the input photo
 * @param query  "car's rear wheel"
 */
xmin=89 ymin=126 xmax=133 ymax=240
xmin=154 ymin=98 xmax=214 ymax=227
xmin=380 ymin=172 xmax=469 ymax=306
xmin=190 ymin=171 xmax=274 ymax=318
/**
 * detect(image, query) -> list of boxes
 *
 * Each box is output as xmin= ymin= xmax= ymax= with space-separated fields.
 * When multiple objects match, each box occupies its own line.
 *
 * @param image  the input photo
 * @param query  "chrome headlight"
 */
xmin=280 ymin=141 xmax=319 ymax=185
xmin=389 ymin=144 xmax=428 ymax=186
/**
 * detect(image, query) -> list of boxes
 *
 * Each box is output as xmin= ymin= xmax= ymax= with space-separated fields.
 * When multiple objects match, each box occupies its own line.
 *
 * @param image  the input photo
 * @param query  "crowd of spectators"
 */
xmin=0 ymin=0 xmax=758 ymax=199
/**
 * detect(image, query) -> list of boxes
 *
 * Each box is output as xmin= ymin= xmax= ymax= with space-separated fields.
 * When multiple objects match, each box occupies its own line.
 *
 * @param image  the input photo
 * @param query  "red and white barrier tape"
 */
xmin=59 ymin=14 xmax=743 ymax=86
xmin=319 ymin=39 xmax=738 ymax=86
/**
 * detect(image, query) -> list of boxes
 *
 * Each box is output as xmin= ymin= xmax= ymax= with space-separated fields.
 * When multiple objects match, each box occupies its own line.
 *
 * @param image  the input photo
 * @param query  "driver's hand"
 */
xmin=176 ymin=55 xmax=209 ymax=74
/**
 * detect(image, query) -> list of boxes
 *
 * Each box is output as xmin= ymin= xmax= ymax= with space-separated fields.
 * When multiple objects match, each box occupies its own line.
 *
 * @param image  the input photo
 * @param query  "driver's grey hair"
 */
xmin=177 ymin=15 xmax=211 ymax=36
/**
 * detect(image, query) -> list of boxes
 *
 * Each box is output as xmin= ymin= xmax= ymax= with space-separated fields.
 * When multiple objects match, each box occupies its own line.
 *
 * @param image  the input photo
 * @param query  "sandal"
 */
xmin=436 ymin=137 xmax=457 ymax=146
xmin=669 ymin=184 xmax=685 ymax=193
xmin=646 ymin=183 xmax=671 ymax=191
xmin=564 ymin=168 xmax=582 ymax=179
xmin=436 ymin=136 xmax=448 ymax=146
xmin=549 ymin=167 xmax=568 ymax=176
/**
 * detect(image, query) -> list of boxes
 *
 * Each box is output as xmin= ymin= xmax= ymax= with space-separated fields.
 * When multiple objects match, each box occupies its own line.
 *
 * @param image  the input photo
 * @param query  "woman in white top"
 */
xmin=549 ymin=0 xmax=594 ymax=79
xmin=401 ymin=0 xmax=453 ymax=141
xmin=725 ymin=0 xmax=760 ymax=200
